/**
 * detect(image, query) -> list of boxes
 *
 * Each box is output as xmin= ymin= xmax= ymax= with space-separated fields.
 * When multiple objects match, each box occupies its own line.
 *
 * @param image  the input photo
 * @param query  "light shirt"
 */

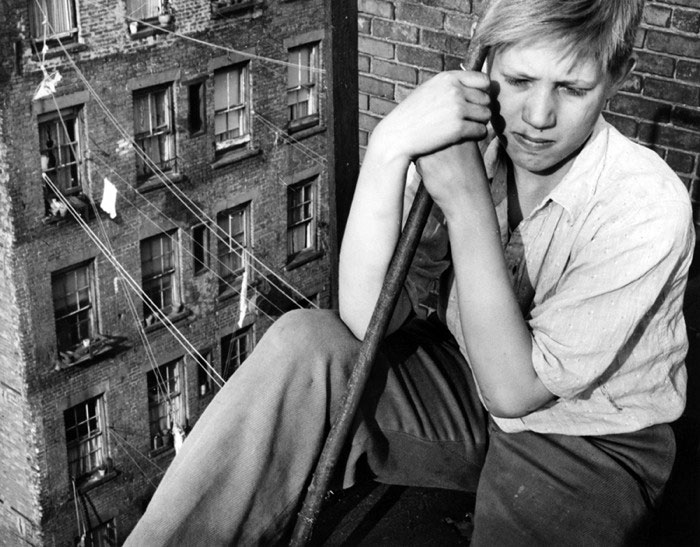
xmin=404 ymin=117 xmax=694 ymax=435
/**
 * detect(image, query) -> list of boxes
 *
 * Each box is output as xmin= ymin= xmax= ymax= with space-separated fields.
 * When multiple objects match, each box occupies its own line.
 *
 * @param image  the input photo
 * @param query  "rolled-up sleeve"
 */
xmin=528 ymin=200 xmax=694 ymax=399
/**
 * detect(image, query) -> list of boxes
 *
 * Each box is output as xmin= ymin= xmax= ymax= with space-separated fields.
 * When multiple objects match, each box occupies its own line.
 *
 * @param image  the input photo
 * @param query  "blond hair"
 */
xmin=476 ymin=0 xmax=645 ymax=76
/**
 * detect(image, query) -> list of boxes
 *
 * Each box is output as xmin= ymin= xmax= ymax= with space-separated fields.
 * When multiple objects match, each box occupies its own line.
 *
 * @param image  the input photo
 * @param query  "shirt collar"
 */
xmin=486 ymin=116 xmax=611 ymax=222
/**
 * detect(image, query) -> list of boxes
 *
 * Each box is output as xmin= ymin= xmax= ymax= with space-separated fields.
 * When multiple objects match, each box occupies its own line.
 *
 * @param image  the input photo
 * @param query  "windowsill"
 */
xmin=149 ymin=445 xmax=175 ymax=459
xmin=287 ymin=116 xmax=322 ymax=136
xmin=30 ymin=40 xmax=85 ymax=61
xmin=77 ymin=469 xmax=119 ymax=494
xmin=128 ymin=20 xmax=174 ymax=40
xmin=285 ymin=248 xmax=323 ymax=271
xmin=137 ymin=171 xmax=187 ymax=193
xmin=211 ymin=0 xmax=261 ymax=18
xmin=55 ymin=334 xmax=129 ymax=371
xmin=43 ymin=194 xmax=94 ymax=225
xmin=211 ymin=146 xmax=261 ymax=170
xmin=144 ymin=307 xmax=191 ymax=333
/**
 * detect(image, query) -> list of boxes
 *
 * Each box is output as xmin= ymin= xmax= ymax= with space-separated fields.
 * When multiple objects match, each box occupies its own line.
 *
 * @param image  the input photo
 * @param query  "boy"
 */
xmin=127 ymin=0 xmax=693 ymax=544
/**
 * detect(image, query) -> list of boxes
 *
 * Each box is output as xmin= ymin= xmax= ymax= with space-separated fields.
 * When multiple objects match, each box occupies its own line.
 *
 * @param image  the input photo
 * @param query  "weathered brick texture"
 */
xmin=358 ymin=1 xmax=700 ymax=219
xmin=0 ymin=0 xmax=334 ymax=544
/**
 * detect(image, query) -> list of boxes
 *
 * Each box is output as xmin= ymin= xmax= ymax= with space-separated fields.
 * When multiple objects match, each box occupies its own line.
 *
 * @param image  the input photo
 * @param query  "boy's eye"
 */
xmin=560 ymin=85 xmax=589 ymax=97
xmin=505 ymin=77 xmax=529 ymax=88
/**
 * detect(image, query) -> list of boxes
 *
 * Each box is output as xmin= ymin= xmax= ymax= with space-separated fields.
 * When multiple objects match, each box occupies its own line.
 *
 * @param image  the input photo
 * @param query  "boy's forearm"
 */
xmin=338 ymin=131 xmax=410 ymax=339
xmin=444 ymin=181 xmax=554 ymax=417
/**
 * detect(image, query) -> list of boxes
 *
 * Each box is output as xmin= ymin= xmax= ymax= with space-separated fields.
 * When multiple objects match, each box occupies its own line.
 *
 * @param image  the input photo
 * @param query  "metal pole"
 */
xmin=290 ymin=38 xmax=489 ymax=547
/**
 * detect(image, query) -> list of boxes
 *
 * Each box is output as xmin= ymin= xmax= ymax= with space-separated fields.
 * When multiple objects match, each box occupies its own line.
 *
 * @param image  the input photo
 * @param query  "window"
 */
xmin=79 ymin=518 xmax=117 ymax=547
xmin=287 ymin=43 xmax=319 ymax=126
xmin=214 ymin=64 xmax=250 ymax=151
xmin=147 ymin=360 xmax=184 ymax=450
xmin=187 ymin=81 xmax=206 ymax=135
xmin=126 ymin=0 xmax=159 ymax=20
xmin=52 ymin=262 xmax=95 ymax=353
xmin=217 ymin=204 xmax=250 ymax=294
xmin=39 ymin=107 xmax=84 ymax=212
xmin=287 ymin=179 xmax=316 ymax=259
xmin=141 ymin=232 xmax=179 ymax=323
xmin=196 ymin=351 xmax=214 ymax=397
xmin=133 ymin=85 xmax=176 ymax=181
xmin=64 ymin=396 xmax=105 ymax=480
xmin=31 ymin=0 xmax=78 ymax=44
xmin=192 ymin=224 xmax=209 ymax=275
xmin=221 ymin=328 xmax=252 ymax=381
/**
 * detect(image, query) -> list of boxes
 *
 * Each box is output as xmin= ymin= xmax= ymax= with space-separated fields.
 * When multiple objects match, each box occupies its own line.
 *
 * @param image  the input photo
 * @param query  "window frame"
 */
xmin=30 ymin=0 xmax=79 ymax=45
xmin=195 ymin=350 xmax=214 ymax=398
xmin=147 ymin=359 xmax=185 ymax=451
xmin=133 ymin=84 xmax=176 ymax=182
xmin=52 ymin=261 xmax=96 ymax=353
xmin=64 ymin=395 xmax=106 ymax=481
xmin=140 ymin=231 xmax=180 ymax=323
xmin=78 ymin=518 xmax=117 ymax=547
xmin=213 ymin=63 xmax=251 ymax=153
xmin=216 ymin=203 xmax=251 ymax=295
xmin=286 ymin=178 xmax=316 ymax=260
xmin=287 ymin=42 xmax=320 ymax=129
xmin=220 ymin=327 xmax=252 ymax=381
xmin=39 ymin=106 xmax=85 ymax=214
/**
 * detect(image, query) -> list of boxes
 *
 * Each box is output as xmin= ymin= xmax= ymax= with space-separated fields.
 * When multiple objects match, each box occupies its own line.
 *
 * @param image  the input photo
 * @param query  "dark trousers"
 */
xmin=126 ymin=310 xmax=675 ymax=546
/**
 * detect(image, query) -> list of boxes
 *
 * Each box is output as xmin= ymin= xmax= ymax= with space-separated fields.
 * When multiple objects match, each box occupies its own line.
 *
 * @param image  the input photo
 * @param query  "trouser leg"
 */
xmin=471 ymin=421 xmax=676 ymax=546
xmin=125 ymin=310 xmax=489 ymax=546
xmin=125 ymin=310 xmax=364 ymax=546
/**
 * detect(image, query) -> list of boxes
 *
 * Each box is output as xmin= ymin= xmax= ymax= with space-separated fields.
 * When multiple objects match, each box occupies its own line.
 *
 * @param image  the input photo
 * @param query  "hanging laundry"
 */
xmin=237 ymin=252 xmax=249 ymax=328
xmin=32 ymin=69 xmax=62 ymax=101
xmin=100 ymin=177 xmax=118 ymax=219
xmin=172 ymin=423 xmax=186 ymax=454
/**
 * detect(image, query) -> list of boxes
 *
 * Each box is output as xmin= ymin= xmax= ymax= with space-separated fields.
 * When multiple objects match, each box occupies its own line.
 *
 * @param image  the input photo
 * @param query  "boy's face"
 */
xmin=489 ymin=40 xmax=619 ymax=181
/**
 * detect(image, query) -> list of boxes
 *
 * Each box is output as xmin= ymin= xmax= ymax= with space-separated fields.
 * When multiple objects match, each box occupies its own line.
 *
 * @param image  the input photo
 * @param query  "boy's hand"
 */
xmin=372 ymin=70 xmax=491 ymax=163
xmin=416 ymin=139 xmax=487 ymax=219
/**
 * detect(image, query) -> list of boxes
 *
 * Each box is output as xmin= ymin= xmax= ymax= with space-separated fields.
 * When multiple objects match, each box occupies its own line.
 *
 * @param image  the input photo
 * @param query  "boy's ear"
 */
xmin=608 ymin=56 xmax=637 ymax=98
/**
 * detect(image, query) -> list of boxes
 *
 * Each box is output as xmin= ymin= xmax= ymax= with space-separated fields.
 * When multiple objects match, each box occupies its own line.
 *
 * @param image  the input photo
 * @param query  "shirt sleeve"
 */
xmin=399 ymin=165 xmax=451 ymax=320
xmin=528 ymin=199 xmax=694 ymax=399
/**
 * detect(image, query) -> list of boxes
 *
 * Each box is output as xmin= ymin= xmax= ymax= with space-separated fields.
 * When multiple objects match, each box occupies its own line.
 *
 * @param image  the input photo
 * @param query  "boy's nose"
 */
xmin=522 ymin=88 xmax=556 ymax=130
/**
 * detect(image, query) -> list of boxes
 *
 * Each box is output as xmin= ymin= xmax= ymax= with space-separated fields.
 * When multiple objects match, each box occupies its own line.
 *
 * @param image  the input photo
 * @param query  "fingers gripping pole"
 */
xmin=289 ymin=39 xmax=489 ymax=547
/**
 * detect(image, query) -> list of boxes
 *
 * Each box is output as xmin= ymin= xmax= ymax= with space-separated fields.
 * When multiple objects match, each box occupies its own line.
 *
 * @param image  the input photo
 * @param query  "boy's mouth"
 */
xmin=512 ymin=132 xmax=555 ymax=151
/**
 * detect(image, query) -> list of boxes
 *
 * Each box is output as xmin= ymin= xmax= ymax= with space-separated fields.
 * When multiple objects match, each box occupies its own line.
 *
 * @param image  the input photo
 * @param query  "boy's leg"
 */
xmin=125 ymin=310 xmax=488 ymax=546
xmin=125 ymin=309 xmax=363 ymax=546
xmin=471 ymin=421 xmax=676 ymax=546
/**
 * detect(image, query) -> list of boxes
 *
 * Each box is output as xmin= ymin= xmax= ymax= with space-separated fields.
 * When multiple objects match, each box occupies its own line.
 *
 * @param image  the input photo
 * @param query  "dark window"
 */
xmin=39 ymin=107 xmax=84 ymax=215
xmin=141 ymin=232 xmax=178 ymax=322
xmin=147 ymin=360 xmax=184 ymax=450
xmin=287 ymin=180 xmax=315 ymax=259
xmin=64 ymin=396 xmax=105 ymax=479
xmin=52 ymin=262 xmax=94 ymax=352
xmin=78 ymin=518 xmax=117 ymax=547
xmin=196 ymin=351 xmax=214 ymax=397
xmin=192 ymin=224 xmax=208 ymax=275
xmin=31 ymin=0 xmax=78 ymax=43
xmin=187 ymin=81 xmax=206 ymax=135
xmin=214 ymin=64 xmax=250 ymax=151
xmin=287 ymin=43 xmax=319 ymax=124
xmin=133 ymin=85 xmax=176 ymax=181
xmin=216 ymin=204 xmax=250 ymax=294
xmin=221 ymin=328 xmax=251 ymax=381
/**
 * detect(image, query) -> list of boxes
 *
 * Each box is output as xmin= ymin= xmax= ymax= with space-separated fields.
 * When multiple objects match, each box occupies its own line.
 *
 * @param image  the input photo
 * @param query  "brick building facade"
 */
xmin=0 ymin=0 xmax=345 ymax=544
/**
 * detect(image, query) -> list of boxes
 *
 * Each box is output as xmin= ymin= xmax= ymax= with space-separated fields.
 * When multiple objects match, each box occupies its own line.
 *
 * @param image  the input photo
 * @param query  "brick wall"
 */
xmin=0 ymin=106 xmax=43 ymax=546
xmin=357 ymin=0 xmax=700 ymax=218
xmin=0 ymin=0 xmax=333 ymax=544
xmin=607 ymin=1 xmax=700 ymax=219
